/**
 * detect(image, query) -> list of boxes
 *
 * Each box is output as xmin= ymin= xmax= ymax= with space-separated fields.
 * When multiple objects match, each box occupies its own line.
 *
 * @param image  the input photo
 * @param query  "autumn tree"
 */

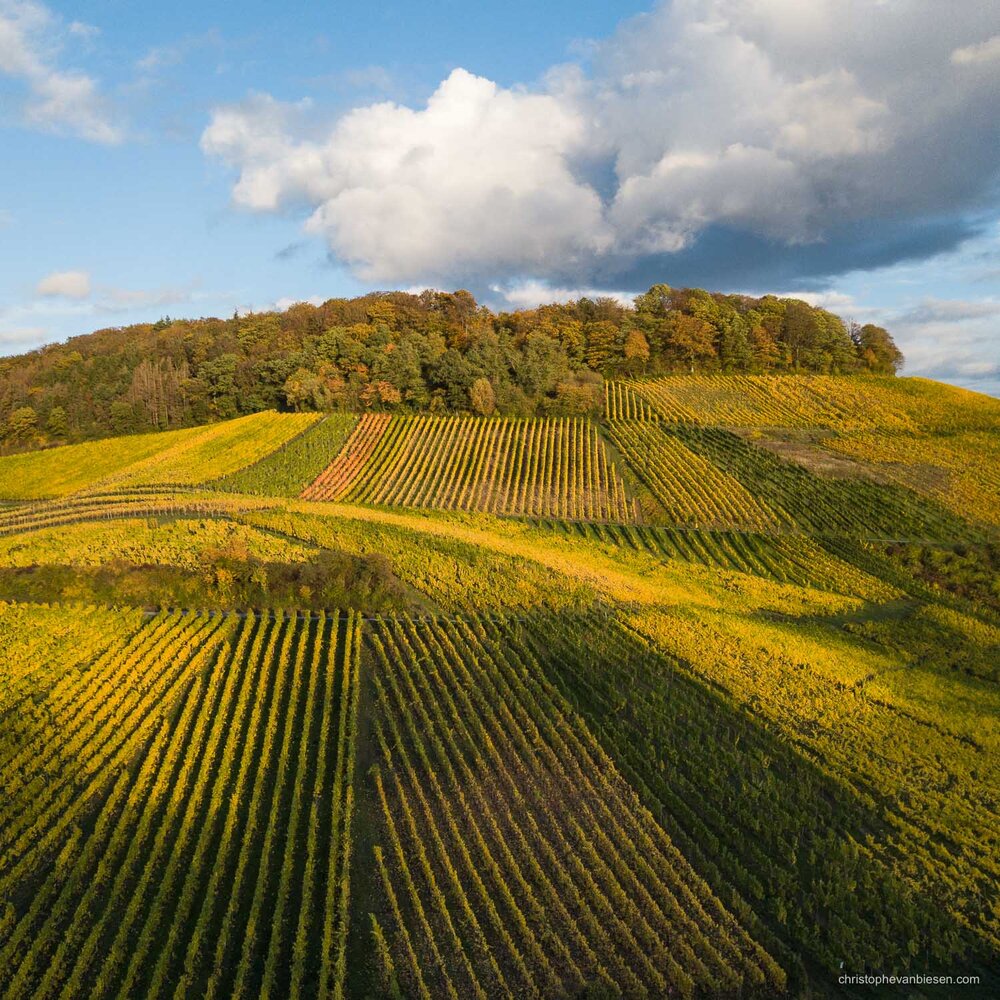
xmin=623 ymin=329 xmax=651 ymax=374
xmin=0 ymin=283 xmax=904 ymax=445
xmin=46 ymin=405 xmax=69 ymax=440
xmin=667 ymin=314 xmax=717 ymax=373
xmin=468 ymin=377 xmax=496 ymax=415
xmin=5 ymin=406 xmax=37 ymax=443
xmin=855 ymin=324 xmax=904 ymax=374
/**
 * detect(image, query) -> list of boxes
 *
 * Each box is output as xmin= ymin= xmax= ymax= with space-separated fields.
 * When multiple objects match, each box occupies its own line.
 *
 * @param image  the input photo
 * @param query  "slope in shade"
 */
xmin=362 ymin=614 xmax=782 ymax=998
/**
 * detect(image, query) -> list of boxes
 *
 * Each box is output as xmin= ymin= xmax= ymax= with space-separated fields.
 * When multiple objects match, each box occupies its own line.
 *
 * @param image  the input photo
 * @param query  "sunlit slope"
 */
xmin=303 ymin=414 xmax=635 ymax=522
xmin=605 ymin=375 xmax=999 ymax=538
xmin=0 ymin=410 xmax=319 ymax=500
xmin=214 ymin=413 xmax=358 ymax=496
xmin=606 ymin=374 xmax=1000 ymax=432
xmin=0 ymin=606 xmax=360 ymax=1000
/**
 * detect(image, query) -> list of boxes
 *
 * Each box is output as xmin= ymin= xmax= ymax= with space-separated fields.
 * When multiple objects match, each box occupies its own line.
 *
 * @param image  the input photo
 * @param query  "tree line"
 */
xmin=0 ymin=284 xmax=903 ymax=450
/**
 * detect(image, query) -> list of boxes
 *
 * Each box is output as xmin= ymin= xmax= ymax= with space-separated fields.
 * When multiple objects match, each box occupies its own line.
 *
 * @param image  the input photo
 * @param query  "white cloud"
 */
xmin=135 ymin=29 xmax=221 ymax=75
xmin=202 ymin=1 xmax=1000 ymax=293
xmin=490 ymin=280 xmax=634 ymax=310
xmin=272 ymin=296 xmax=325 ymax=311
xmin=855 ymin=295 xmax=1000 ymax=396
xmin=0 ymin=0 xmax=121 ymax=143
xmin=951 ymin=34 xmax=1000 ymax=65
xmin=67 ymin=21 xmax=98 ymax=41
xmin=95 ymin=285 xmax=193 ymax=312
xmin=202 ymin=70 xmax=610 ymax=285
xmin=36 ymin=269 xmax=91 ymax=298
xmin=897 ymin=297 xmax=1000 ymax=324
xmin=0 ymin=324 xmax=45 ymax=346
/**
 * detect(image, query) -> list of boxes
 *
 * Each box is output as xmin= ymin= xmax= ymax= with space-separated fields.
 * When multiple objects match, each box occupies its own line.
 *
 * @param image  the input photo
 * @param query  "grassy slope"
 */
xmin=0 ymin=410 xmax=320 ymax=499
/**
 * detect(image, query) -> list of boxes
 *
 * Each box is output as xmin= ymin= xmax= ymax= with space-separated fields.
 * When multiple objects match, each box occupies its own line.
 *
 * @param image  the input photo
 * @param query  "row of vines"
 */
xmin=303 ymin=415 xmax=636 ymax=522
xmin=363 ymin=614 xmax=783 ymax=998
xmin=523 ymin=611 xmax=1000 ymax=993
xmin=606 ymin=375 xmax=1000 ymax=433
xmin=0 ymin=606 xmax=359 ymax=1000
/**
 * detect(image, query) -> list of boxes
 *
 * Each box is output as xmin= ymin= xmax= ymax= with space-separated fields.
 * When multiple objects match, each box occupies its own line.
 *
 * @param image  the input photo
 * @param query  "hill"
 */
xmin=0 ymin=285 xmax=903 ymax=452
xmin=0 ymin=374 xmax=996 ymax=999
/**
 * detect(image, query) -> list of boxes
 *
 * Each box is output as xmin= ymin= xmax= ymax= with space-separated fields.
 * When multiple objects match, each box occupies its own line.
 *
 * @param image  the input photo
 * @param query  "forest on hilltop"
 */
xmin=0 ymin=284 xmax=903 ymax=451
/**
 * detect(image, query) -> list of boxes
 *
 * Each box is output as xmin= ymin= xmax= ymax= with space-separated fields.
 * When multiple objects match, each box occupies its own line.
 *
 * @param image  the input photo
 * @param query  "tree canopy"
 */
xmin=0 ymin=285 xmax=903 ymax=450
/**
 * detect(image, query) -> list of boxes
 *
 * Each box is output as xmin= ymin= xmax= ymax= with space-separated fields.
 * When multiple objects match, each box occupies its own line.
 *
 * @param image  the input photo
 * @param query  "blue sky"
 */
xmin=1 ymin=1 xmax=998 ymax=394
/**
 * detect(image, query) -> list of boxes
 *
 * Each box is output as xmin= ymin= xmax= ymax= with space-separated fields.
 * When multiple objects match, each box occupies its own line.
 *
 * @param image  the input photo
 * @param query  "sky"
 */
xmin=1 ymin=0 xmax=998 ymax=394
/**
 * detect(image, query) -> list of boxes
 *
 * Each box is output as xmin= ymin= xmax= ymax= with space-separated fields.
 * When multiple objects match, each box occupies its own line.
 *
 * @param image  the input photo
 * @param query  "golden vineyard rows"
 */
xmin=303 ymin=414 xmax=635 ymax=522
xmin=0 ymin=606 xmax=359 ymax=1000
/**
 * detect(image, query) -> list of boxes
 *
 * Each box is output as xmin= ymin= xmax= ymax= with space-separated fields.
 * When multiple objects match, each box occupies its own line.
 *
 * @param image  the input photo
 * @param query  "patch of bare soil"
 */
xmin=731 ymin=427 xmax=895 ymax=483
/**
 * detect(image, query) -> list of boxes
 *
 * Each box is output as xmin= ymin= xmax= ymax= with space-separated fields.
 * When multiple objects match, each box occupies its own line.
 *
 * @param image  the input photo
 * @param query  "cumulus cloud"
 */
xmin=36 ymin=269 xmax=91 ymax=298
xmin=951 ymin=34 xmax=1000 ymax=65
xmin=0 ymin=0 xmax=121 ymax=143
xmin=202 ymin=0 xmax=1000 ymax=294
xmin=202 ymin=70 xmax=609 ymax=285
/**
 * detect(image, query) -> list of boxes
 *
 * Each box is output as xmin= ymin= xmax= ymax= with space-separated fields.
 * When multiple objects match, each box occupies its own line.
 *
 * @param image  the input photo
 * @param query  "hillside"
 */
xmin=0 ymin=375 xmax=997 ymax=999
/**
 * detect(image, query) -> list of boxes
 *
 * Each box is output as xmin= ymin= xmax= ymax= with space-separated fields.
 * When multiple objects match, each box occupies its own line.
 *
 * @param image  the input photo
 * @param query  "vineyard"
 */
xmin=0 ymin=411 xmax=319 ymax=500
xmin=0 ymin=605 xmax=360 ymax=1000
xmin=0 ymin=374 xmax=997 ymax=998
xmin=215 ymin=414 xmax=359 ymax=497
xmin=364 ymin=614 xmax=784 ymax=998
xmin=604 ymin=420 xmax=781 ymax=530
xmin=303 ymin=414 xmax=635 ymax=522
xmin=606 ymin=373 xmax=1000 ymax=433
xmin=525 ymin=610 xmax=1000 ymax=987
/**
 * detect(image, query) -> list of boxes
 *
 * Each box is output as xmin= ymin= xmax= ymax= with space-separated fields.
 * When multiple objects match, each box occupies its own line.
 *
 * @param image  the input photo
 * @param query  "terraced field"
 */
xmin=0 ymin=375 xmax=997 ymax=999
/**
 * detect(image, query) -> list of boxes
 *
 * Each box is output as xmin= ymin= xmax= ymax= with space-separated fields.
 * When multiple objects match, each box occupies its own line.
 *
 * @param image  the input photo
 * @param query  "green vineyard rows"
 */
xmin=671 ymin=426 xmax=983 ymax=541
xmin=606 ymin=374 xmax=1000 ymax=433
xmin=215 ymin=414 xmax=359 ymax=497
xmin=605 ymin=420 xmax=782 ymax=531
xmin=0 ymin=411 xmax=319 ymax=501
xmin=0 ymin=607 xmax=360 ymax=1000
xmin=520 ymin=611 xmax=1000 ymax=991
xmin=0 ymin=374 xmax=996 ymax=999
xmin=364 ymin=614 xmax=784 ymax=998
